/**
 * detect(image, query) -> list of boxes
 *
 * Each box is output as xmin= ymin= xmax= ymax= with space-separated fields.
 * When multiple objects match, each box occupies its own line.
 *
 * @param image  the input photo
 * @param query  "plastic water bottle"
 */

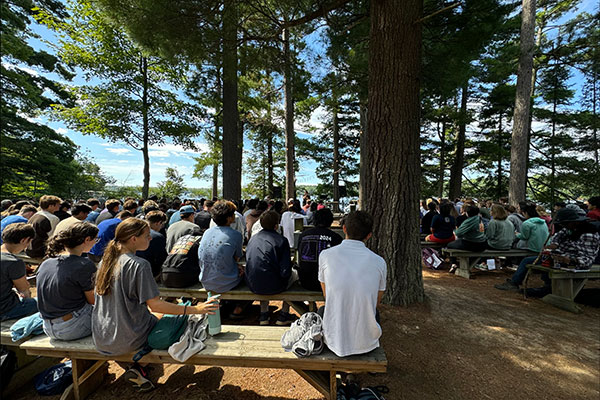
xmin=206 ymin=292 xmax=221 ymax=335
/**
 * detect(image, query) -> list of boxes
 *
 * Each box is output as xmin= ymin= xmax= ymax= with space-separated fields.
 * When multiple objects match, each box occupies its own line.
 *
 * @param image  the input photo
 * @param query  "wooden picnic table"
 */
xmin=442 ymin=248 xmax=536 ymax=279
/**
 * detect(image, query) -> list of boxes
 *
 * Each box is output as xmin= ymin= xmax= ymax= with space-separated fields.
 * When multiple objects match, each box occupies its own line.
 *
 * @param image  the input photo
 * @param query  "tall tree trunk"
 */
xmin=497 ymin=114 xmax=503 ymax=200
xmin=359 ymin=100 xmax=368 ymax=210
xmin=551 ymin=79 xmax=557 ymax=207
xmin=526 ymin=13 xmax=545 ymax=173
xmin=449 ymin=83 xmax=468 ymax=200
xmin=332 ymin=105 xmax=340 ymax=212
xmin=366 ymin=0 xmax=424 ymax=306
xmin=141 ymin=56 xmax=150 ymax=199
xmin=593 ymin=70 xmax=599 ymax=194
xmin=283 ymin=27 xmax=295 ymax=202
xmin=212 ymin=124 xmax=219 ymax=199
xmin=509 ymin=0 xmax=536 ymax=206
xmin=438 ymin=121 xmax=446 ymax=198
xmin=222 ymin=0 xmax=240 ymax=201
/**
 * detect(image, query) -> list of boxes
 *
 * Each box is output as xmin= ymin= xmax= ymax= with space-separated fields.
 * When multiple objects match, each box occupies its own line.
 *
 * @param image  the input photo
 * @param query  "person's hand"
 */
xmin=193 ymin=296 xmax=220 ymax=315
xmin=237 ymin=262 xmax=245 ymax=277
xmin=544 ymin=243 xmax=558 ymax=250
xmin=552 ymin=255 xmax=571 ymax=265
xmin=479 ymin=223 xmax=485 ymax=232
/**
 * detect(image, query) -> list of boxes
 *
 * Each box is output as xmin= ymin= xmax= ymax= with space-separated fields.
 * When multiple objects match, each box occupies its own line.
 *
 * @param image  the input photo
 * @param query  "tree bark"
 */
xmin=332 ymin=105 xmax=340 ymax=212
xmin=212 ymin=123 xmax=219 ymax=199
xmin=283 ymin=27 xmax=295 ymax=202
xmin=222 ymin=0 xmax=240 ymax=201
xmin=508 ymin=0 xmax=536 ymax=206
xmin=366 ymin=0 xmax=424 ymax=306
xmin=497 ymin=114 xmax=503 ymax=200
xmin=141 ymin=56 xmax=150 ymax=199
xmin=448 ymin=83 xmax=468 ymax=200
xmin=358 ymin=100 xmax=368 ymax=210
xmin=438 ymin=121 xmax=446 ymax=198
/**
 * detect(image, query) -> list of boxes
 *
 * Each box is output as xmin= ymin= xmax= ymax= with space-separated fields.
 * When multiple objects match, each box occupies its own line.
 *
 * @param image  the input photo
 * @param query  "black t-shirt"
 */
xmin=456 ymin=214 xmax=468 ymax=228
xmin=136 ymin=229 xmax=168 ymax=278
xmin=194 ymin=211 xmax=212 ymax=230
xmin=36 ymin=255 xmax=96 ymax=319
xmin=421 ymin=211 xmax=438 ymax=234
xmin=0 ymin=252 xmax=26 ymax=315
xmin=297 ymin=227 xmax=343 ymax=291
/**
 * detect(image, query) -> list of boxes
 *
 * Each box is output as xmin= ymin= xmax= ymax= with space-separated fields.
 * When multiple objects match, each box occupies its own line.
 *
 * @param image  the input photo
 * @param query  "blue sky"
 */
xmin=18 ymin=0 xmax=597 ymax=190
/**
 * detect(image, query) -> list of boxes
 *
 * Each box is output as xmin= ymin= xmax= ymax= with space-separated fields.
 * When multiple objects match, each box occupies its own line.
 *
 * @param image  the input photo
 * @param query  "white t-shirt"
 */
xmin=280 ymin=211 xmax=306 ymax=248
xmin=318 ymin=239 xmax=386 ymax=357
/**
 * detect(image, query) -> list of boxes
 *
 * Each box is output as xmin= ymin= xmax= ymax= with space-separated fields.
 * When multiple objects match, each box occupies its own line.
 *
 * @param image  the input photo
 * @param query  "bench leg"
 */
xmin=454 ymin=257 xmax=475 ymax=279
xmin=543 ymin=278 xmax=588 ymax=314
xmin=64 ymin=359 xmax=108 ymax=400
xmin=295 ymin=369 xmax=336 ymax=400
xmin=1 ymin=352 xmax=61 ymax=397
xmin=288 ymin=301 xmax=309 ymax=315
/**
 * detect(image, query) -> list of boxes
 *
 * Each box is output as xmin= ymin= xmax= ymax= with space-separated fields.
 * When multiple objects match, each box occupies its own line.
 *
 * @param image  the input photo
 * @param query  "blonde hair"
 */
xmin=95 ymin=218 xmax=149 ymax=296
xmin=491 ymin=204 xmax=508 ymax=220
xmin=536 ymin=205 xmax=549 ymax=217
xmin=39 ymin=195 xmax=62 ymax=209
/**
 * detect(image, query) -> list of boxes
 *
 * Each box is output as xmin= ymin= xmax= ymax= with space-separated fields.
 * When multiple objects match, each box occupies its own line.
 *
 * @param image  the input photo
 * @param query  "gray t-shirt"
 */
xmin=0 ymin=252 xmax=26 ymax=315
xmin=36 ymin=255 xmax=96 ymax=319
xmin=166 ymin=220 xmax=202 ymax=253
xmin=92 ymin=253 xmax=159 ymax=355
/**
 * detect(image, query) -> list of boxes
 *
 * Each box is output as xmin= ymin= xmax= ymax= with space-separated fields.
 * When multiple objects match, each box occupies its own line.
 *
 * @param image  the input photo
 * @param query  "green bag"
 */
xmin=133 ymin=301 xmax=190 ymax=362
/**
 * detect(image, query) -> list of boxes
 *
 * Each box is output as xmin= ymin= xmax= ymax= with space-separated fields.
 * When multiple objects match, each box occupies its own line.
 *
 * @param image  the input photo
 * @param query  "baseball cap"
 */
xmin=179 ymin=205 xmax=195 ymax=214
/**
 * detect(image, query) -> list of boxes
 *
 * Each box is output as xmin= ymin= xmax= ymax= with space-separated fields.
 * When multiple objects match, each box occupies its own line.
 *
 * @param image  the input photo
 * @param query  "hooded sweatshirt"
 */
xmin=454 ymin=215 xmax=486 ymax=243
xmin=486 ymin=218 xmax=516 ymax=250
xmin=516 ymin=217 xmax=549 ymax=252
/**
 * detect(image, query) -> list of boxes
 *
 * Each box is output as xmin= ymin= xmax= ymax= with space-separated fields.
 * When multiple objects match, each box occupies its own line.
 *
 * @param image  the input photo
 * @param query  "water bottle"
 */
xmin=206 ymin=292 xmax=221 ymax=335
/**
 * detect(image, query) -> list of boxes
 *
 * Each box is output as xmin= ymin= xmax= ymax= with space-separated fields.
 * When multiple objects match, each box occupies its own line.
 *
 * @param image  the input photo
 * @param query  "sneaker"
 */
xmin=259 ymin=312 xmax=270 ymax=326
xmin=494 ymin=280 xmax=519 ymax=291
xmin=122 ymin=364 xmax=155 ymax=392
xmin=276 ymin=311 xmax=294 ymax=326
xmin=449 ymin=264 xmax=458 ymax=274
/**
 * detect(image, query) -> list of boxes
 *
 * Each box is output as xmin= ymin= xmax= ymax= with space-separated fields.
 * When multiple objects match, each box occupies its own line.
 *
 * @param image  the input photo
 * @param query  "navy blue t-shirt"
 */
xmin=297 ymin=227 xmax=343 ymax=291
xmin=90 ymin=218 xmax=122 ymax=256
xmin=245 ymin=229 xmax=291 ymax=295
xmin=431 ymin=214 xmax=456 ymax=239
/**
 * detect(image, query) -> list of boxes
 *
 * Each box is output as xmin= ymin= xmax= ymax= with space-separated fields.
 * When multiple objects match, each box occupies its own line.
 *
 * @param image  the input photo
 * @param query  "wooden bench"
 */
xmin=442 ymin=248 xmax=536 ymax=279
xmin=158 ymin=282 xmax=324 ymax=314
xmin=524 ymin=264 xmax=600 ymax=313
xmin=1 ymin=319 xmax=60 ymax=396
xmin=420 ymin=241 xmax=444 ymax=249
xmin=20 ymin=325 xmax=387 ymax=400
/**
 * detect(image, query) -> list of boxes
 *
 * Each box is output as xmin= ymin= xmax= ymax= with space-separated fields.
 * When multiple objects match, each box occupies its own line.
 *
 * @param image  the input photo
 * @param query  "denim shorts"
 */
xmin=43 ymin=303 xmax=93 ymax=341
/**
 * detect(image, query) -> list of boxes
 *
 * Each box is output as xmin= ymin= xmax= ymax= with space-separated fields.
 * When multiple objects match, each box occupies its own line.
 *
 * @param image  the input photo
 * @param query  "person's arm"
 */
xmin=516 ymin=222 xmax=529 ymax=240
xmin=84 ymin=290 xmax=95 ymax=305
xmin=12 ymin=276 xmax=31 ymax=298
xmin=146 ymin=296 xmax=219 ymax=315
xmin=377 ymin=290 xmax=384 ymax=308
xmin=320 ymin=282 xmax=326 ymax=300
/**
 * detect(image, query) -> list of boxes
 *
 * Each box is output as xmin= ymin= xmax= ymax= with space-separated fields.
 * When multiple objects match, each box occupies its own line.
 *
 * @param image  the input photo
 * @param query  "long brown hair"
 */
xmin=95 ymin=218 xmax=149 ymax=296
xmin=46 ymin=222 xmax=99 ymax=258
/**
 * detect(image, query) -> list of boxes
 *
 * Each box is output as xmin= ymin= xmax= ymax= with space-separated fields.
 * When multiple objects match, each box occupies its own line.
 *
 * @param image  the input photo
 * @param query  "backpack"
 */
xmin=34 ymin=361 xmax=73 ymax=396
xmin=337 ymin=381 xmax=388 ymax=400
xmin=133 ymin=301 xmax=190 ymax=362
xmin=421 ymin=247 xmax=443 ymax=269
xmin=1 ymin=347 xmax=17 ymax=389
xmin=161 ymin=235 xmax=202 ymax=288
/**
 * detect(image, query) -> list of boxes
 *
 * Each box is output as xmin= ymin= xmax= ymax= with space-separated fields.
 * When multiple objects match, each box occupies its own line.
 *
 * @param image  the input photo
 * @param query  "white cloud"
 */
xmin=106 ymin=148 xmax=132 ymax=155
xmin=56 ymin=128 xmax=68 ymax=134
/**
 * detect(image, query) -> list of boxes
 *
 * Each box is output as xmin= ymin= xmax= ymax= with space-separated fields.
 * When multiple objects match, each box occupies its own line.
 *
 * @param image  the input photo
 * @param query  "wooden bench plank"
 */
xmin=157 ymin=282 xmax=324 ymax=303
xmin=442 ymin=249 xmax=537 ymax=279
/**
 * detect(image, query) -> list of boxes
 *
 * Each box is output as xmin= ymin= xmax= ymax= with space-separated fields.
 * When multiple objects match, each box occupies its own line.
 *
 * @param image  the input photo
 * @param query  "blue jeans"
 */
xmin=511 ymin=256 xmax=550 ymax=286
xmin=0 ymin=297 xmax=38 ymax=321
xmin=42 ymin=303 xmax=92 ymax=341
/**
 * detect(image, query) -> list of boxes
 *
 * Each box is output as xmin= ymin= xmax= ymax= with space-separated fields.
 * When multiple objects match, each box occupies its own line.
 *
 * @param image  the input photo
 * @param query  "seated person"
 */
xmin=194 ymin=200 xmax=214 ymax=230
xmin=426 ymin=203 xmax=456 ymax=244
xmin=486 ymin=204 xmax=515 ymax=250
xmin=514 ymin=203 xmax=549 ymax=253
xmin=27 ymin=195 xmax=62 ymax=258
xmin=318 ymin=211 xmax=386 ymax=357
xmin=95 ymin=199 xmax=121 ymax=225
xmin=136 ymin=210 xmax=168 ymax=279
xmin=447 ymin=205 xmax=487 ymax=252
xmin=586 ymin=196 xmax=600 ymax=221
xmin=84 ymin=198 xmax=101 ymax=223
xmin=88 ymin=211 xmax=132 ymax=263
xmin=280 ymin=200 xmax=307 ymax=248
xmin=0 ymin=205 xmax=37 ymax=244
xmin=245 ymin=200 xmax=268 ymax=240
xmin=92 ymin=218 xmax=219 ymax=390
xmin=209 ymin=203 xmax=246 ymax=239
xmin=166 ymin=205 xmax=201 ymax=252
xmin=37 ymin=222 xmax=98 ymax=340
xmin=198 ymin=200 xmax=244 ymax=316
xmin=495 ymin=207 xmax=600 ymax=292
xmin=0 ymin=223 xmax=37 ymax=321
xmin=245 ymin=210 xmax=297 ymax=325
xmin=53 ymin=203 xmax=92 ymax=236
xmin=420 ymin=201 xmax=438 ymax=234
xmin=297 ymin=208 xmax=343 ymax=291
xmin=54 ymin=200 xmax=72 ymax=221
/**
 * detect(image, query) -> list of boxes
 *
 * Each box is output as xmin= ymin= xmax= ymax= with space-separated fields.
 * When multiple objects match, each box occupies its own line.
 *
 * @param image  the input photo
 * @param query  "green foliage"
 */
xmin=153 ymin=167 xmax=186 ymax=199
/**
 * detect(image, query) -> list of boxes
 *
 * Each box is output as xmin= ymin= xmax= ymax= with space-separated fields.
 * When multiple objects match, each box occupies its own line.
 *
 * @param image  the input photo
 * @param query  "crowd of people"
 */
xmin=420 ymin=196 xmax=600 ymax=293
xmin=0 ymin=193 xmax=384 ymax=391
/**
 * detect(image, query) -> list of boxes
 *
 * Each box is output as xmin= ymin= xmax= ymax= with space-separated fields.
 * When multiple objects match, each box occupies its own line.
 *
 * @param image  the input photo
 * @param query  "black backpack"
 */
xmin=161 ymin=235 xmax=202 ymax=288
xmin=1 ymin=347 xmax=17 ymax=389
xmin=337 ymin=382 xmax=388 ymax=400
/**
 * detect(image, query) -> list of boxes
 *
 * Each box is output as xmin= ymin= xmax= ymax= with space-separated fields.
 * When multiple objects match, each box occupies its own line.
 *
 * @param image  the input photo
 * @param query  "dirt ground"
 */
xmin=11 ymin=268 xmax=600 ymax=400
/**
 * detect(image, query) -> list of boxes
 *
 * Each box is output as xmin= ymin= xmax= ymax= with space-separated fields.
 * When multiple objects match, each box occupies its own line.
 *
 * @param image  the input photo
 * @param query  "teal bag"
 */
xmin=133 ymin=301 xmax=190 ymax=361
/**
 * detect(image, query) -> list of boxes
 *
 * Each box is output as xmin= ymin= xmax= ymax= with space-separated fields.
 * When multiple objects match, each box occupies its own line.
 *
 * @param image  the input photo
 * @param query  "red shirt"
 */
xmin=587 ymin=208 xmax=600 ymax=221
